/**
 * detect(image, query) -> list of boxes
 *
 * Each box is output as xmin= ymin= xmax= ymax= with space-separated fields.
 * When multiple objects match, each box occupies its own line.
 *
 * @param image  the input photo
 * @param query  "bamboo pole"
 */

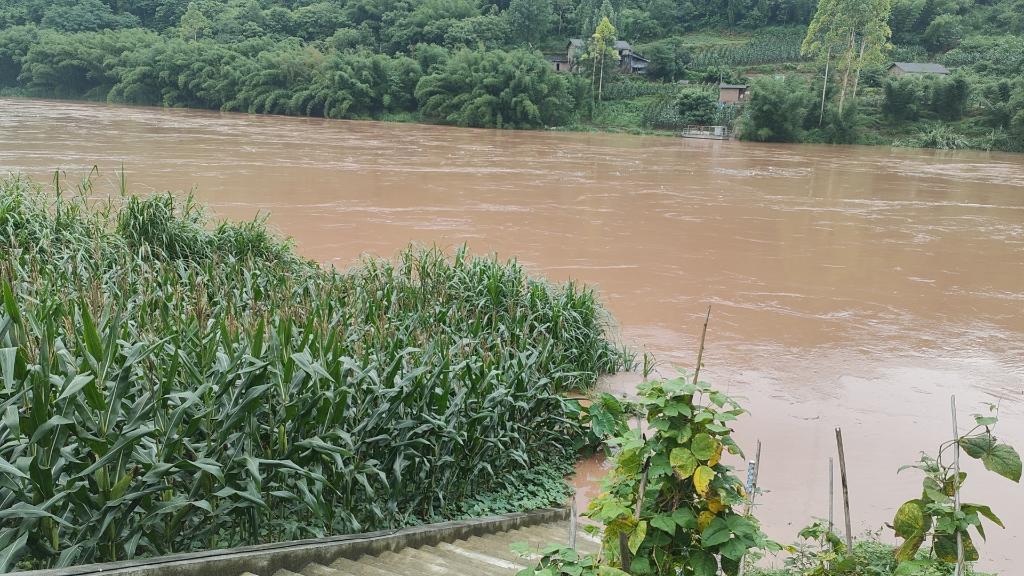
xmin=692 ymin=306 xmax=710 ymax=386
xmin=951 ymin=396 xmax=964 ymax=576
xmin=570 ymin=493 xmax=578 ymax=551
xmin=835 ymin=428 xmax=853 ymax=553
xmin=819 ymin=46 xmax=831 ymax=126
xmin=828 ymin=457 xmax=834 ymax=534
xmin=737 ymin=441 xmax=762 ymax=576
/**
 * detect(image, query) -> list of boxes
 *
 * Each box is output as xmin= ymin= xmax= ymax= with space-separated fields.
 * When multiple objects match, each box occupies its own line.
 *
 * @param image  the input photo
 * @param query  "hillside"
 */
xmin=0 ymin=0 xmax=1021 ymax=150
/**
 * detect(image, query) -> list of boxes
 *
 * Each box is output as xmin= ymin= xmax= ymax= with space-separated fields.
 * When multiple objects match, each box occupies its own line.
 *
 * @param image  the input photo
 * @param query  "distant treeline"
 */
xmin=0 ymin=26 xmax=583 ymax=128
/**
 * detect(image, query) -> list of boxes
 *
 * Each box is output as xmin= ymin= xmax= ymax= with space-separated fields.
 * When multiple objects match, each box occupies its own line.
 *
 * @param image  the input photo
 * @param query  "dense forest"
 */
xmin=0 ymin=0 xmax=1022 ymax=149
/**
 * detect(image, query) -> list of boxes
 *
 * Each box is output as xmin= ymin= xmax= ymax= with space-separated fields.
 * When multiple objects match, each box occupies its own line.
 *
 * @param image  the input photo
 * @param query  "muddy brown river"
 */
xmin=2 ymin=98 xmax=1022 ymax=570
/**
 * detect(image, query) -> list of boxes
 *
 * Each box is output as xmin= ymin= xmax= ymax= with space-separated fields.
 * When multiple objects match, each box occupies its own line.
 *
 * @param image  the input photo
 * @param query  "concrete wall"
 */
xmin=15 ymin=508 xmax=569 ymax=576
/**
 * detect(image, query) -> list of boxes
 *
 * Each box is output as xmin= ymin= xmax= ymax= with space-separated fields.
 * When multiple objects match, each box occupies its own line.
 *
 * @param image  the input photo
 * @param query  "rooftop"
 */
xmin=889 ymin=62 xmax=950 ymax=74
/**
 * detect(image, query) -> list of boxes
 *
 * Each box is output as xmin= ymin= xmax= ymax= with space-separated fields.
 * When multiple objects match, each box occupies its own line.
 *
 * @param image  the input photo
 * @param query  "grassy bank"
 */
xmin=0 ymin=175 xmax=631 ymax=570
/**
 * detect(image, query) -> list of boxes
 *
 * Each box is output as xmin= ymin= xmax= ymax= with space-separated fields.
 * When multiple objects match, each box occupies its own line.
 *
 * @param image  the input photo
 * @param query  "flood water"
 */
xmin=2 ymin=98 xmax=1022 ymax=570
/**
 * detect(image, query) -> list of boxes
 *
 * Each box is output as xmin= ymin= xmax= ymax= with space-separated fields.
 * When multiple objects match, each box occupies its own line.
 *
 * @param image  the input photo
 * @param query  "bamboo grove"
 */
xmin=0 ymin=175 xmax=632 ymax=570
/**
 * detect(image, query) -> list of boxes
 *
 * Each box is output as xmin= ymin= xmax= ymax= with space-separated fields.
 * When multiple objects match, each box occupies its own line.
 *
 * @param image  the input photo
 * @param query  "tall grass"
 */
xmin=0 ymin=175 xmax=632 ymax=570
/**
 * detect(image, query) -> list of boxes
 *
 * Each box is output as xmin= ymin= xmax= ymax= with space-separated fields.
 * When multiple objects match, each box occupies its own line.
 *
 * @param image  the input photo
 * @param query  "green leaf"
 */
xmin=691 ymin=433 xmax=719 ymax=461
xmin=596 ymin=567 xmax=631 ymax=576
xmin=689 ymin=551 xmax=718 ymax=576
xmin=649 ymin=514 xmax=676 ymax=536
xmin=962 ymin=503 xmax=1004 ymax=528
xmin=894 ymin=533 xmax=925 ymax=562
xmin=0 ymin=347 xmax=17 ymax=391
xmin=0 ymin=531 xmax=28 ymax=573
xmin=719 ymin=537 xmax=747 ymax=560
xmin=671 ymin=508 xmax=697 ymax=529
xmin=895 ymin=560 xmax=931 ymax=575
xmin=0 ymin=502 xmax=73 ymax=526
xmin=628 ymin=520 xmax=647 ymax=554
xmin=669 ymin=447 xmax=698 ymax=479
xmin=933 ymin=531 xmax=979 ymax=562
xmin=959 ymin=434 xmax=995 ymax=459
xmin=701 ymin=517 xmax=732 ymax=547
xmin=57 ymin=373 xmax=95 ymax=401
xmin=0 ymin=456 xmax=27 ymax=480
xmin=893 ymin=500 xmax=930 ymax=538
xmin=981 ymin=444 xmax=1021 ymax=482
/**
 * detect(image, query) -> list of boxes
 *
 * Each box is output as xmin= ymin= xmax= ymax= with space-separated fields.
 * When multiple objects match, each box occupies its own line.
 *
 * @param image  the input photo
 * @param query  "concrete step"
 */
xmin=284 ymin=520 xmax=598 ymax=576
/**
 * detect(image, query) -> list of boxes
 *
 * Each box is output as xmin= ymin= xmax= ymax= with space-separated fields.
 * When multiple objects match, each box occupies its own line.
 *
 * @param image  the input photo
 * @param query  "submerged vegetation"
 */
xmin=0 ymin=174 xmax=631 ymax=570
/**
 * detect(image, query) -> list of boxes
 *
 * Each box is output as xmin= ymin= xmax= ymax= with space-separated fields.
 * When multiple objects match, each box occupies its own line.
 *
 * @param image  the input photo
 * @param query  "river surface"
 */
xmin=2 ymin=98 xmax=1022 ymax=570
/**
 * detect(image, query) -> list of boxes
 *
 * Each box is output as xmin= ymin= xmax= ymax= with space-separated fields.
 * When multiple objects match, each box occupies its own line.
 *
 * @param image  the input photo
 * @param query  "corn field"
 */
xmin=0 ymin=176 xmax=631 ymax=571
xmin=689 ymin=28 xmax=806 ymax=68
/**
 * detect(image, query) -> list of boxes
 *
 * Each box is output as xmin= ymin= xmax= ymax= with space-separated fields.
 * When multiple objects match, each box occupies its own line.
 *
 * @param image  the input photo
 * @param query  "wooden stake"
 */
xmin=835 ymin=428 xmax=853 ymax=553
xmin=952 ymin=396 xmax=964 ymax=576
xmin=692 ymin=306 xmax=711 ymax=386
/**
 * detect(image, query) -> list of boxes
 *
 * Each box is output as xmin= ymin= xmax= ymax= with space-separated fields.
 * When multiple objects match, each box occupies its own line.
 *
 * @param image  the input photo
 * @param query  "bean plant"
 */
xmin=520 ymin=375 xmax=778 ymax=576
xmin=892 ymin=405 xmax=1020 ymax=572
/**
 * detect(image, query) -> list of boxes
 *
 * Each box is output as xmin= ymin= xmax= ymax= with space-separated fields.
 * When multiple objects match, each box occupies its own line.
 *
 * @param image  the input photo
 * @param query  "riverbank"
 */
xmin=2 ymin=97 xmax=1022 ymax=571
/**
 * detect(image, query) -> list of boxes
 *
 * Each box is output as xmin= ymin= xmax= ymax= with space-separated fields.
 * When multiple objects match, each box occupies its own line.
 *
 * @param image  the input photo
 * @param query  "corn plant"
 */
xmin=0 ymin=175 xmax=632 ymax=571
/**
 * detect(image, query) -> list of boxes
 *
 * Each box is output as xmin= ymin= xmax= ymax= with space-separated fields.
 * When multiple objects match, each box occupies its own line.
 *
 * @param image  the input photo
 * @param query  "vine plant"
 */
xmin=519 ymin=374 xmax=777 ymax=576
xmin=892 ymin=404 xmax=1021 ymax=572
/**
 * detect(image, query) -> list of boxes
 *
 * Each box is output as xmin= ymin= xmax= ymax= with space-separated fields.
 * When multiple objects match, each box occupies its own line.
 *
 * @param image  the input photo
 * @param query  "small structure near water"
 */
xmin=718 ymin=82 xmax=749 ymax=104
xmin=679 ymin=125 xmax=733 ymax=140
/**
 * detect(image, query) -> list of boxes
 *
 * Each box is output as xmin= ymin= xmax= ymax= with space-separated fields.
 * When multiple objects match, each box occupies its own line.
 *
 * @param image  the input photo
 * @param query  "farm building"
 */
xmin=565 ymin=39 xmax=649 ymax=74
xmin=546 ymin=54 xmax=571 ymax=72
xmin=719 ymin=83 xmax=749 ymax=104
xmin=887 ymin=62 xmax=950 ymax=76
xmin=613 ymin=40 xmax=649 ymax=74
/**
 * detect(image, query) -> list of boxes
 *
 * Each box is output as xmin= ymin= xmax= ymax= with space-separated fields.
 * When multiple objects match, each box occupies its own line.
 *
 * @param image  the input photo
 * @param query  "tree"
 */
xmin=738 ymin=76 xmax=813 ymax=142
xmin=507 ymin=0 xmax=554 ymax=45
xmin=414 ymin=48 xmax=574 ymax=128
xmin=639 ymin=38 xmax=690 ymax=82
xmin=883 ymin=75 xmax=925 ymax=122
xmin=923 ymin=14 xmax=964 ymax=52
xmin=675 ymin=87 xmax=717 ymax=125
xmin=585 ymin=16 xmax=618 ymax=103
xmin=39 ymin=0 xmax=141 ymax=32
xmin=178 ymin=1 xmax=211 ymax=41
xmin=802 ymin=0 xmax=893 ymax=113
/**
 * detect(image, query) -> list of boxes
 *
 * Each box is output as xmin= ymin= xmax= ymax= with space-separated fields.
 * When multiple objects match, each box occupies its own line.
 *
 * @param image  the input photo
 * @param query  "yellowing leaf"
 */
xmin=698 ymin=511 xmax=716 ymax=531
xmin=628 ymin=520 xmax=647 ymax=554
xmin=694 ymin=465 xmax=715 ymax=497
xmin=893 ymin=500 xmax=929 ymax=539
xmin=691 ymin=433 xmax=719 ymax=461
xmin=707 ymin=498 xmax=726 ymax=513
xmin=670 ymin=447 xmax=698 ymax=480
xmin=708 ymin=443 xmax=724 ymax=467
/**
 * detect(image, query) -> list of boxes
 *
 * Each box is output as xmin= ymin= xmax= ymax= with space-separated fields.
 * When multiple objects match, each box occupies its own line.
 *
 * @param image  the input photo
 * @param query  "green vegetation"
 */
xmin=0 ymin=174 xmax=631 ymax=570
xmin=518 ymin=374 xmax=779 ymax=576
xmin=514 ymin=356 xmax=1018 ymax=575
xmin=1 ymin=0 xmax=1022 ymax=149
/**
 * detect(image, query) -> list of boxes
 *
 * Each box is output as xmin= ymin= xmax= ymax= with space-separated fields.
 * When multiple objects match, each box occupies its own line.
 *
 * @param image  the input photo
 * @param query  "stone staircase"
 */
xmin=244 ymin=520 xmax=601 ymax=576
